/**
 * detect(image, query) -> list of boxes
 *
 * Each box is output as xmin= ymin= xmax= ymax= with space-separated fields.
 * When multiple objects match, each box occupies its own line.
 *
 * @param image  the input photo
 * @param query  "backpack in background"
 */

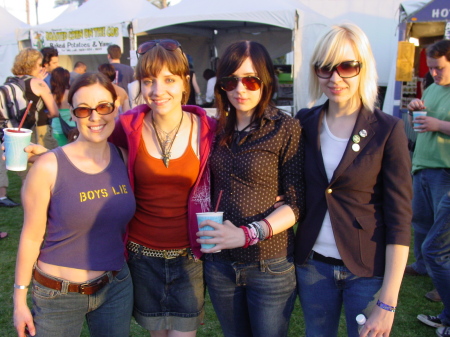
xmin=0 ymin=75 xmax=37 ymax=131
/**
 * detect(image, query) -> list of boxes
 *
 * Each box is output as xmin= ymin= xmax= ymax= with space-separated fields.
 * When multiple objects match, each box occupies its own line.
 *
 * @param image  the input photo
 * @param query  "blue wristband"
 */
xmin=376 ymin=300 xmax=396 ymax=312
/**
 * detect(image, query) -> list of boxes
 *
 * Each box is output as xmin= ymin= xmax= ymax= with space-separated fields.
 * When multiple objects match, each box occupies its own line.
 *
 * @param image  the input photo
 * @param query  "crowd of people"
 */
xmin=1 ymin=22 xmax=449 ymax=337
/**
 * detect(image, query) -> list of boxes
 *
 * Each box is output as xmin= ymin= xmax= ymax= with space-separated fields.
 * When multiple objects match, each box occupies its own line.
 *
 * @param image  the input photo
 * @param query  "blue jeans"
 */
xmin=422 ymin=191 xmax=450 ymax=326
xmin=31 ymin=263 xmax=133 ymax=337
xmin=412 ymin=168 xmax=450 ymax=274
xmin=296 ymin=258 xmax=383 ymax=337
xmin=204 ymin=255 xmax=296 ymax=337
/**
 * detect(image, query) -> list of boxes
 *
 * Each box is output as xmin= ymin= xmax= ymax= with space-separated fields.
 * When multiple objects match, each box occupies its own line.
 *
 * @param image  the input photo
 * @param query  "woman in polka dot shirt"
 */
xmin=196 ymin=40 xmax=304 ymax=337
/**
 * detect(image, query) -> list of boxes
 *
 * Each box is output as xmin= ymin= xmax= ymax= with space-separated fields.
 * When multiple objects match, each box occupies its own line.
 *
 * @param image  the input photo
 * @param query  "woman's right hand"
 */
xmin=14 ymin=304 xmax=36 ymax=337
xmin=2 ymin=143 xmax=49 ymax=163
xmin=196 ymin=220 xmax=246 ymax=252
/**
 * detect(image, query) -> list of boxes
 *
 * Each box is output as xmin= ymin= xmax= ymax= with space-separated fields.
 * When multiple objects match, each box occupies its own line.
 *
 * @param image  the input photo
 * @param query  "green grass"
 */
xmin=0 ymin=171 xmax=442 ymax=336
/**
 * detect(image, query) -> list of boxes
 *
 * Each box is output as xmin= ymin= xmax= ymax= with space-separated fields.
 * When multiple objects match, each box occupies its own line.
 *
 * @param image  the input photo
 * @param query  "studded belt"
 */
xmin=127 ymin=241 xmax=189 ymax=259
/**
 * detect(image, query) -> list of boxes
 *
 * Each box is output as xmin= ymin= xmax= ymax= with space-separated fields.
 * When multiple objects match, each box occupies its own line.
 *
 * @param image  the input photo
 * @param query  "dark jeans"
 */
xmin=204 ymin=255 xmax=296 ymax=337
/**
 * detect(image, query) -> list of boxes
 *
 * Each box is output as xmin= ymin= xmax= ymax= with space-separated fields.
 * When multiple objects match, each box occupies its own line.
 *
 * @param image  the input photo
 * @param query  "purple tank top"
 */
xmin=39 ymin=143 xmax=136 ymax=271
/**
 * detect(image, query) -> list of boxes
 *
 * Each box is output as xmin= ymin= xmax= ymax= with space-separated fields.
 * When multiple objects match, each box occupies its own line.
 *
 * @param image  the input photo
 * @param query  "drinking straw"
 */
xmin=17 ymin=101 xmax=33 ymax=132
xmin=214 ymin=190 xmax=223 ymax=213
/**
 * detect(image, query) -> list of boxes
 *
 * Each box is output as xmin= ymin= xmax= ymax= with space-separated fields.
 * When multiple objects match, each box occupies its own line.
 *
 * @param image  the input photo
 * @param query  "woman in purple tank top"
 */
xmin=13 ymin=73 xmax=136 ymax=337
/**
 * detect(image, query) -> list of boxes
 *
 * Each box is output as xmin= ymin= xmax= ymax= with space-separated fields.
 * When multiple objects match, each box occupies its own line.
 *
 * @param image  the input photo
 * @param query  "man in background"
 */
xmin=69 ymin=61 xmax=87 ymax=86
xmin=107 ymin=44 xmax=134 ymax=91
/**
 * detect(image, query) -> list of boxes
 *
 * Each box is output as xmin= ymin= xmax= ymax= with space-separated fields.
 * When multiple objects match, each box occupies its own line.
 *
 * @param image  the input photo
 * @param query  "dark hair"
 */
xmin=68 ymin=72 xmax=117 ymax=106
xmin=40 ymin=47 xmax=58 ymax=66
xmin=427 ymin=40 xmax=450 ymax=62
xmin=98 ymin=63 xmax=116 ymax=82
xmin=50 ymin=67 xmax=70 ymax=108
xmin=74 ymin=61 xmax=86 ymax=69
xmin=215 ymin=41 xmax=277 ymax=145
xmin=203 ymin=68 xmax=216 ymax=81
xmin=135 ymin=42 xmax=190 ymax=104
xmin=107 ymin=45 xmax=122 ymax=59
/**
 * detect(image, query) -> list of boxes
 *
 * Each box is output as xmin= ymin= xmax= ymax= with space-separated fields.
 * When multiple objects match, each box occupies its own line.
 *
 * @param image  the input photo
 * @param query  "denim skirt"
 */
xmin=127 ymin=249 xmax=205 ymax=332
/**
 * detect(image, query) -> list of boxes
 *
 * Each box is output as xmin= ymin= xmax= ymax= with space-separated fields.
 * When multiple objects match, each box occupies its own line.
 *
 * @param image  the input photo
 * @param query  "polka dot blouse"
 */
xmin=210 ymin=107 xmax=305 ymax=262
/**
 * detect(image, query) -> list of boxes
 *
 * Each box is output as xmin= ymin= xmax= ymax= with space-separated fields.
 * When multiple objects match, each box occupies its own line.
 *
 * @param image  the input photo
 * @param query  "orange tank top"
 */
xmin=128 ymin=114 xmax=200 ymax=249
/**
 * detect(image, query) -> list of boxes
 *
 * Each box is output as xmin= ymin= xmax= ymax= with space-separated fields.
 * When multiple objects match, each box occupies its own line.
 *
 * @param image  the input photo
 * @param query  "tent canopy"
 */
xmin=30 ymin=0 xmax=160 ymax=32
xmin=0 ymin=7 xmax=30 ymax=84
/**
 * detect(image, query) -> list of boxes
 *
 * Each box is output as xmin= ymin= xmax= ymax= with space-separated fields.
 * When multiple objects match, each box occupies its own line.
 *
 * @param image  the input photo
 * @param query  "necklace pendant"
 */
xmin=162 ymin=153 xmax=170 ymax=168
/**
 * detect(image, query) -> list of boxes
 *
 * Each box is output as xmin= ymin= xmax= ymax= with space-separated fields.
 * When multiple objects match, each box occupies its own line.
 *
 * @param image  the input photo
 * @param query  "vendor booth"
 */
xmin=131 ymin=0 xmax=330 ymax=113
xmin=21 ymin=0 xmax=160 ymax=73
xmin=384 ymin=0 xmax=449 ymax=117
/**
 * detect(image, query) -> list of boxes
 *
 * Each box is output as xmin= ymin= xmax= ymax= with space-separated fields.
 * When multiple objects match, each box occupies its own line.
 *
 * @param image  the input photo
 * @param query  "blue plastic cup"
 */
xmin=413 ymin=110 xmax=427 ymax=130
xmin=197 ymin=212 xmax=223 ymax=250
xmin=3 ymin=128 xmax=32 ymax=171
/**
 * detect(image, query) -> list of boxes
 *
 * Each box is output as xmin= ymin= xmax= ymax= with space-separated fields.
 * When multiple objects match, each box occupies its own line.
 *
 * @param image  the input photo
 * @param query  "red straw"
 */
xmin=214 ymin=190 xmax=223 ymax=213
xmin=18 ymin=101 xmax=33 ymax=131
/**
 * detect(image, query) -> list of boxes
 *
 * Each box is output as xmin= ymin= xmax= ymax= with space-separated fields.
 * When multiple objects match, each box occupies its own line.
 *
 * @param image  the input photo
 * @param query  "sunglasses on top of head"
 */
xmin=136 ymin=39 xmax=182 ymax=58
xmin=219 ymin=76 xmax=262 ymax=92
xmin=72 ymin=102 xmax=115 ymax=118
xmin=314 ymin=60 xmax=362 ymax=79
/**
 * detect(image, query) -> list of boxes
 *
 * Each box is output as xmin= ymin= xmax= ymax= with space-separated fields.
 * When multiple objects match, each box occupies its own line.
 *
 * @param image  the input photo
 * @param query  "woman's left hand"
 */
xmin=359 ymin=305 xmax=395 ymax=337
xmin=196 ymin=220 xmax=246 ymax=252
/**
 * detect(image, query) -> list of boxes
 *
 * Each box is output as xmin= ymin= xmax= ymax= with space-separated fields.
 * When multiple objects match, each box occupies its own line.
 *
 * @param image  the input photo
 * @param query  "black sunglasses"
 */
xmin=72 ymin=102 xmax=115 ymax=118
xmin=314 ymin=60 xmax=362 ymax=79
xmin=219 ymin=76 xmax=262 ymax=92
xmin=136 ymin=39 xmax=182 ymax=58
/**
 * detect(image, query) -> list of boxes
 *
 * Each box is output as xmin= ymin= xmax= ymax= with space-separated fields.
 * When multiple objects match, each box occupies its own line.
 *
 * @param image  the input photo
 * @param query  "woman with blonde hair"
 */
xmin=11 ymin=48 xmax=59 ymax=148
xmin=294 ymin=23 xmax=412 ymax=337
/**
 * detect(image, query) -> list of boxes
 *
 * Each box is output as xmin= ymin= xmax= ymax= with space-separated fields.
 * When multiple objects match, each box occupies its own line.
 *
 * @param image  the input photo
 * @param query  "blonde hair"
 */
xmin=11 ymin=48 xmax=43 ymax=76
xmin=309 ymin=23 xmax=378 ymax=112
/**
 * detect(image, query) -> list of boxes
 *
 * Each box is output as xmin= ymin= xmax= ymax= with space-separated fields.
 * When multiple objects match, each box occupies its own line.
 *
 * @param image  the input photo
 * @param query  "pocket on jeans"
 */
xmin=114 ymin=264 xmax=131 ymax=283
xmin=265 ymin=257 xmax=295 ymax=275
xmin=32 ymin=280 xmax=60 ymax=299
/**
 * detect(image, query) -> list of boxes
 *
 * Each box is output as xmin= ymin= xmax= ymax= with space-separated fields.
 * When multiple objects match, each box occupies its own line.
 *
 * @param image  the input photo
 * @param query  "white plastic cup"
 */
xmin=413 ymin=111 xmax=427 ymax=131
xmin=3 ymin=128 xmax=32 ymax=171
xmin=196 ymin=212 xmax=223 ymax=250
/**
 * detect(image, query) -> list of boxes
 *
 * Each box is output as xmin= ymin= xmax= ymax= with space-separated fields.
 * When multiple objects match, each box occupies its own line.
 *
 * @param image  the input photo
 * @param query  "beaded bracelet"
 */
xmin=240 ymin=226 xmax=251 ymax=248
xmin=261 ymin=218 xmax=273 ymax=239
xmin=13 ymin=284 xmax=28 ymax=290
xmin=376 ymin=300 xmax=396 ymax=312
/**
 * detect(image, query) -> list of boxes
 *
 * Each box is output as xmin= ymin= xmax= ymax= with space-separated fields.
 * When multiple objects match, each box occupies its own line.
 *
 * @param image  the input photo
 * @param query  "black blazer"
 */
xmin=294 ymin=103 xmax=412 ymax=277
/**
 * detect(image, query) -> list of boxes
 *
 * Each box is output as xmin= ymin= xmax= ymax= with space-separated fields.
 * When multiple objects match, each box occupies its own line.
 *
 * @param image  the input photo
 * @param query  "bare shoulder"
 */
xmin=27 ymin=150 xmax=58 ymax=184
xmin=30 ymin=78 xmax=50 ymax=95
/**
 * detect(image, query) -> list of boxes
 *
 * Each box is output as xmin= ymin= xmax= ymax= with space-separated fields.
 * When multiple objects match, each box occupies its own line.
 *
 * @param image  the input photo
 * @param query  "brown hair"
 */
xmin=134 ymin=43 xmax=190 ymax=104
xmin=50 ymin=67 xmax=70 ymax=108
xmin=107 ymin=45 xmax=122 ymax=59
xmin=68 ymin=72 xmax=117 ymax=106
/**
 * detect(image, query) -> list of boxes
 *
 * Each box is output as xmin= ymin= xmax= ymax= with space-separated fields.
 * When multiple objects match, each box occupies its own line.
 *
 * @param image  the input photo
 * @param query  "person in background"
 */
xmin=202 ymin=68 xmax=216 ymax=108
xmin=107 ymin=44 xmax=134 ymax=91
xmin=127 ymin=79 xmax=146 ymax=108
xmin=186 ymin=54 xmax=202 ymax=105
xmin=51 ymin=67 xmax=76 ymax=146
xmin=98 ymin=63 xmax=131 ymax=114
xmin=13 ymin=72 xmax=135 ymax=337
xmin=0 ymin=146 xmax=20 ymax=207
xmin=109 ymin=39 xmax=216 ymax=337
xmin=294 ymin=23 xmax=412 ymax=337
xmin=197 ymin=40 xmax=303 ymax=337
xmin=69 ymin=61 xmax=87 ymax=86
xmin=41 ymin=47 xmax=59 ymax=89
xmin=11 ymin=48 xmax=59 ymax=149
xmin=408 ymin=40 xmax=450 ymax=337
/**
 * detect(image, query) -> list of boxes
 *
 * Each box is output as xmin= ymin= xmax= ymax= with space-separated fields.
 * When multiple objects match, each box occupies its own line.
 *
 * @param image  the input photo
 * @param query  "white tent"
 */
xmin=132 ymin=0 xmax=330 ymax=111
xmin=21 ymin=0 xmax=160 ymax=72
xmin=0 ymin=7 xmax=29 ymax=84
xmin=133 ymin=0 xmax=410 ymax=111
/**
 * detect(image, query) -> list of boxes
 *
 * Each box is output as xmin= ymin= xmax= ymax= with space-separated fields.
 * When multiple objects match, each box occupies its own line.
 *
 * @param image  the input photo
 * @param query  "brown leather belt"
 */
xmin=33 ymin=268 xmax=119 ymax=295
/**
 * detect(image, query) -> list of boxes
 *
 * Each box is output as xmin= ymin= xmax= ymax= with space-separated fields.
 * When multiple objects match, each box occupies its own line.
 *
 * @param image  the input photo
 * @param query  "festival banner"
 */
xmin=31 ymin=25 xmax=123 ymax=55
